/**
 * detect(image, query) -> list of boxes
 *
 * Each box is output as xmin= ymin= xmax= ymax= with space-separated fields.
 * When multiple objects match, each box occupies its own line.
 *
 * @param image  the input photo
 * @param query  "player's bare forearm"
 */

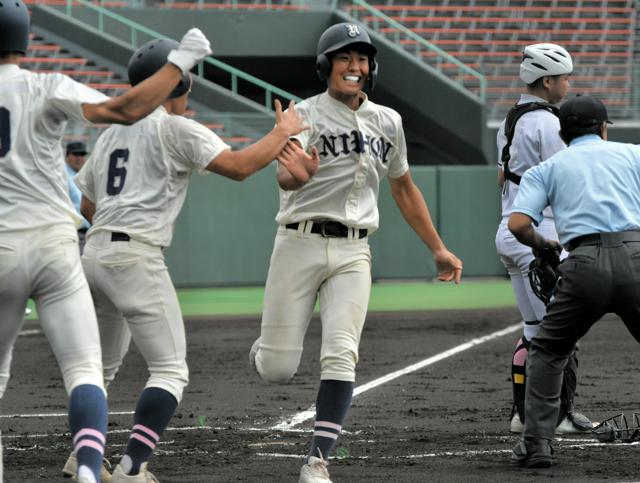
xmin=82 ymin=64 xmax=183 ymax=125
xmin=80 ymin=196 xmax=96 ymax=225
xmin=389 ymin=173 xmax=445 ymax=253
xmin=277 ymin=163 xmax=306 ymax=190
xmin=207 ymin=125 xmax=293 ymax=181
xmin=508 ymin=212 xmax=547 ymax=249
xmin=498 ymin=168 xmax=505 ymax=188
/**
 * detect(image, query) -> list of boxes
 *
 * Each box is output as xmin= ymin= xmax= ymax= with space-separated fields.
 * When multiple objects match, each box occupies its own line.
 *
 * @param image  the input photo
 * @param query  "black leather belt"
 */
xmin=566 ymin=230 xmax=640 ymax=251
xmin=286 ymin=221 xmax=367 ymax=239
xmin=111 ymin=232 xmax=131 ymax=242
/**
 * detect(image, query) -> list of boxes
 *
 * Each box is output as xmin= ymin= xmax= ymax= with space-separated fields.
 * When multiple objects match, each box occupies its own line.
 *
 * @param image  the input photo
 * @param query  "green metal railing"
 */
xmin=344 ymin=0 xmax=485 ymax=101
xmin=62 ymin=0 xmax=301 ymax=109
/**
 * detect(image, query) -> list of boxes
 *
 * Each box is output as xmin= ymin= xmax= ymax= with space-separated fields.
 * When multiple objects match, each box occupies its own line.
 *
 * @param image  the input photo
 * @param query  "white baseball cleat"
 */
xmin=249 ymin=337 xmax=261 ymax=372
xmin=63 ymin=452 xmax=112 ymax=481
xmin=111 ymin=463 xmax=159 ymax=482
xmin=299 ymin=456 xmax=333 ymax=483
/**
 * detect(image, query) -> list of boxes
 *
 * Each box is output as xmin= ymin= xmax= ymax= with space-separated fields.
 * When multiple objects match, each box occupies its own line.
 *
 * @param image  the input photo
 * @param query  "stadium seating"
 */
xmin=350 ymin=0 xmax=636 ymax=120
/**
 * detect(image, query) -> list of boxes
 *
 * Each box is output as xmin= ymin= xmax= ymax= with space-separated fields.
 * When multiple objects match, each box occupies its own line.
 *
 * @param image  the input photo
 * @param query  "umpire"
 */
xmin=507 ymin=95 xmax=640 ymax=468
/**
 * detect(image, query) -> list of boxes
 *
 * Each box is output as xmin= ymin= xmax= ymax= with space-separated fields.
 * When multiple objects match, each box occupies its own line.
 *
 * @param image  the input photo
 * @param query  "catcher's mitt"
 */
xmin=528 ymin=246 xmax=561 ymax=305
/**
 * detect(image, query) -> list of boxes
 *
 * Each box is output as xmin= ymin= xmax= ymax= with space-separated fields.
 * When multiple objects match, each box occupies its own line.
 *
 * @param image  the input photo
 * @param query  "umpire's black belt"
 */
xmin=566 ymin=230 xmax=640 ymax=251
xmin=286 ymin=221 xmax=367 ymax=239
xmin=111 ymin=232 xmax=131 ymax=242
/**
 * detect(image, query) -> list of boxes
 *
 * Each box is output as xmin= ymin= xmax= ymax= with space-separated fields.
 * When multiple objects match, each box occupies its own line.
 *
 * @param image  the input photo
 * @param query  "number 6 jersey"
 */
xmin=75 ymin=106 xmax=229 ymax=248
xmin=0 ymin=64 xmax=108 ymax=232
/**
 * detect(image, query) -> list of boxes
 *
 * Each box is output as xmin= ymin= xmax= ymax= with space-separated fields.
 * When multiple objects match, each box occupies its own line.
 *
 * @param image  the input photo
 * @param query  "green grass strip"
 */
xmin=177 ymin=279 xmax=516 ymax=317
xmin=24 ymin=279 xmax=515 ymax=319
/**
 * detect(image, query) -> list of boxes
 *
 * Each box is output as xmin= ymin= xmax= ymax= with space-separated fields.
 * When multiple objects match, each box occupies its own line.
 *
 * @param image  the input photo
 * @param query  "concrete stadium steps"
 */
xmin=23 ymin=31 xmax=254 ymax=147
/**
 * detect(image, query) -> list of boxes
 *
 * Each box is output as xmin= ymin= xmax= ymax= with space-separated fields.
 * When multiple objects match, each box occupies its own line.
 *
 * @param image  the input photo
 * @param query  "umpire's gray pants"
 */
xmin=524 ymin=231 xmax=640 ymax=440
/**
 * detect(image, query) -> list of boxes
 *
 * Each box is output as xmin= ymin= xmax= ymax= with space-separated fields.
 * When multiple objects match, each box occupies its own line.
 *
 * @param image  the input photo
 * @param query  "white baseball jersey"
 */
xmin=0 ymin=64 xmax=108 ymax=232
xmin=276 ymin=91 xmax=409 ymax=232
xmin=497 ymin=94 xmax=566 ymax=220
xmin=75 ymin=106 xmax=230 ymax=247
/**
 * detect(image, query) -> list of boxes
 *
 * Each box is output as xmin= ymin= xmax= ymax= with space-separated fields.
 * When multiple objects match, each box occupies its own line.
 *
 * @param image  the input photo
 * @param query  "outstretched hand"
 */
xmin=274 ymin=99 xmax=309 ymax=137
xmin=277 ymin=140 xmax=319 ymax=185
xmin=433 ymin=249 xmax=463 ymax=284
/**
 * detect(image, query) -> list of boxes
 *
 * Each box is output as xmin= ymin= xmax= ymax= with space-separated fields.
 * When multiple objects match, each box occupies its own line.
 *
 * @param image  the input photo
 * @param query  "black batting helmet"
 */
xmin=128 ymin=38 xmax=191 ymax=99
xmin=316 ymin=22 xmax=378 ymax=90
xmin=0 ymin=0 xmax=30 ymax=55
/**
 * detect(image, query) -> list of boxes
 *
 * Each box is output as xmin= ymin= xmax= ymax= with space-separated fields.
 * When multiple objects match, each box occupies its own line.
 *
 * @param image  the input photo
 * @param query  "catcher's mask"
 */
xmin=593 ymin=413 xmax=640 ymax=443
xmin=316 ymin=22 xmax=378 ymax=91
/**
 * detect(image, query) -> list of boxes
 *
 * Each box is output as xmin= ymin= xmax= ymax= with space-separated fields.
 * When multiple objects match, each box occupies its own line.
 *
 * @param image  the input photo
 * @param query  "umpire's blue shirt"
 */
xmin=512 ymin=134 xmax=640 ymax=246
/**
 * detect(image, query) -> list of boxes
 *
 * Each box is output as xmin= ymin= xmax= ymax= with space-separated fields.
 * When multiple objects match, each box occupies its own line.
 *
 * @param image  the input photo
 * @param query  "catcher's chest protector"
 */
xmin=501 ymin=102 xmax=559 ymax=185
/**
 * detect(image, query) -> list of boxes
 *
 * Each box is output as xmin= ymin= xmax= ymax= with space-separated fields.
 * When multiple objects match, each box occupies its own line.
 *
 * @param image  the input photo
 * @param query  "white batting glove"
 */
xmin=167 ymin=28 xmax=212 ymax=75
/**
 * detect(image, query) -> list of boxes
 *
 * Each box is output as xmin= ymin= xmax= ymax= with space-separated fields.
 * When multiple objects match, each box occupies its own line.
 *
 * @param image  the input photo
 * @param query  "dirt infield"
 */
xmin=2 ymin=307 xmax=639 ymax=482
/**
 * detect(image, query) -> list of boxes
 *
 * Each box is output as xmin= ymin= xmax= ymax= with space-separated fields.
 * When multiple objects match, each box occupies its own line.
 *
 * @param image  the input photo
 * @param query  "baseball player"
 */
xmin=509 ymin=95 xmax=640 ymax=467
xmin=249 ymin=23 xmax=462 ymax=483
xmin=73 ymin=38 xmax=309 ymax=482
xmin=494 ymin=43 xmax=591 ymax=434
xmin=65 ymin=141 xmax=92 ymax=253
xmin=0 ymin=0 xmax=212 ymax=479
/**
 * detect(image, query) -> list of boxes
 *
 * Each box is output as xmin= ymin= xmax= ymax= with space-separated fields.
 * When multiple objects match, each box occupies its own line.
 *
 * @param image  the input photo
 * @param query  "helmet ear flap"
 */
xmin=316 ymin=53 xmax=331 ymax=81
xmin=368 ymin=57 xmax=378 ymax=91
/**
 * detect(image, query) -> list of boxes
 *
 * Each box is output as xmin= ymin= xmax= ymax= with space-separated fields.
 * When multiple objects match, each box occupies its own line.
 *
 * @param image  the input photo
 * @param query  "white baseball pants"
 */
xmin=0 ymin=225 xmax=103 ymax=398
xmin=495 ymin=217 xmax=563 ymax=340
xmin=255 ymin=225 xmax=372 ymax=383
xmin=82 ymin=231 xmax=188 ymax=403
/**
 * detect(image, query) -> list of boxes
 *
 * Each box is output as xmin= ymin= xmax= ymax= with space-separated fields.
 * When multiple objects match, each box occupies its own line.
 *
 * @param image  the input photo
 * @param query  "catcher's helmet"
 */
xmin=316 ymin=22 xmax=378 ymax=90
xmin=128 ymin=38 xmax=191 ymax=99
xmin=0 ymin=0 xmax=30 ymax=55
xmin=520 ymin=43 xmax=573 ymax=84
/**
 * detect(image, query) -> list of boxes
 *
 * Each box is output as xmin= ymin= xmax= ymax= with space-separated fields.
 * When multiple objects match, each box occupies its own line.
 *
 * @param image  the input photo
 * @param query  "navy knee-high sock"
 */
xmin=69 ymin=384 xmax=108 ymax=483
xmin=309 ymin=380 xmax=354 ymax=461
xmin=121 ymin=387 xmax=178 ymax=475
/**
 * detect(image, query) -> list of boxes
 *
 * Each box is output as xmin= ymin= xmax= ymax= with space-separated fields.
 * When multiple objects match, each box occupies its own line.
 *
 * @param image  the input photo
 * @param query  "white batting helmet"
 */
xmin=520 ymin=43 xmax=573 ymax=84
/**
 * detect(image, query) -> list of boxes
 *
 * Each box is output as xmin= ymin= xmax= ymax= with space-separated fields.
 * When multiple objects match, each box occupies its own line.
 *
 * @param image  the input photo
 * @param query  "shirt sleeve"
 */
xmin=511 ymin=166 xmax=549 ymax=225
xmin=387 ymin=111 xmax=409 ymax=179
xmin=538 ymin=115 xmax=566 ymax=162
xmin=289 ymin=102 xmax=311 ymax=150
xmin=44 ymin=74 xmax=109 ymax=123
xmin=163 ymin=116 xmax=231 ymax=175
xmin=74 ymin=155 xmax=96 ymax=204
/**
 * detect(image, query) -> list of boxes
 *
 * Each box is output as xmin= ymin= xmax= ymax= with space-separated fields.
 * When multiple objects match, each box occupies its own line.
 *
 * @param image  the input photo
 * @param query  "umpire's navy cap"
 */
xmin=559 ymin=95 xmax=613 ymax=128
xmin=66 ymin=142 xmax=88 ymax=155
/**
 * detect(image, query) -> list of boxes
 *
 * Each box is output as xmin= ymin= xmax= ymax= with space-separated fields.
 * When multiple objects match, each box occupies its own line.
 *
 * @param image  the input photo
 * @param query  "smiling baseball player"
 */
xmin=73 ymin=38 xmax=308 ymax=481
xmin=250 ymin=22 xmax=462 ymax=483
xmin=0 ymin=0 xmax=211 ymax=480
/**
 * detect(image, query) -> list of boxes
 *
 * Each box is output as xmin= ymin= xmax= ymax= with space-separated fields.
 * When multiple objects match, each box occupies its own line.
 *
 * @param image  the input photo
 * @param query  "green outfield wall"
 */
xmin=165 ymin=165 xmax=504 ymax=286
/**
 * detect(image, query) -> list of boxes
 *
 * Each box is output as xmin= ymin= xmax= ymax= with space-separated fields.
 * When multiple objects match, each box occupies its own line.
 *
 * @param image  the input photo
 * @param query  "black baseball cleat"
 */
xmin=511 ymin=438 xmax=552 ymax=468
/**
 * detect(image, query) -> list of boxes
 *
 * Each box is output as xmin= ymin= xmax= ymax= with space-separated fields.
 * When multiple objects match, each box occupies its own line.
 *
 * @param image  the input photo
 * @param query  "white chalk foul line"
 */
xmin=271 ymin=322 xmax=521 ymax=431
xmin=0 ymin=410 xmax=134 ymax=419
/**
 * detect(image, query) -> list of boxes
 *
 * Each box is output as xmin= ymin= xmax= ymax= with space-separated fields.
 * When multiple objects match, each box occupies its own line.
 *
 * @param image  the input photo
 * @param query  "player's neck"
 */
xmin=525 ymin=86 xmax=552 ymax=103
xmin=327 ymin=89 xmax=365 ymax=111
xmin=0 ymin=54 xmax=21 ymax=66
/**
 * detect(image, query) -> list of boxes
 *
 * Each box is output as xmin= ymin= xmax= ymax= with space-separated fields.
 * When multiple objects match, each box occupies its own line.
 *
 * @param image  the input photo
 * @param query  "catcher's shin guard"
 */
xmin=511 ymin=336 xmax=531 ymax=421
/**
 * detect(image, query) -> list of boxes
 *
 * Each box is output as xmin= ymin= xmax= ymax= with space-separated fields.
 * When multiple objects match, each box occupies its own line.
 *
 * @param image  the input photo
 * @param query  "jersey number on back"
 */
xmin=107 ymin=149 xmax=129 ymax=195
xmin=0 ymin=107 xmax=10 ymax=157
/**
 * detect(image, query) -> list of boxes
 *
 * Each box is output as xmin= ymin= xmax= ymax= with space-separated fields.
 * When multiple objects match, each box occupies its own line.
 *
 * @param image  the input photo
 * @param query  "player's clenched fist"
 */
xmin=274 ymin=99 xmax=309 ymax=137
xmin=168 ymin=28 xmax=212 ymax=75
